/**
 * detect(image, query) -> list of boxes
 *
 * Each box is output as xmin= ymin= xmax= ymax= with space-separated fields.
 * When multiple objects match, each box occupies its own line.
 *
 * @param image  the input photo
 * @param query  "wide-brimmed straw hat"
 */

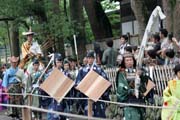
xmin=22 ymin=27 xmax=35 ymax=36
xmin=10 ymin=56 xmax=19 ymax=63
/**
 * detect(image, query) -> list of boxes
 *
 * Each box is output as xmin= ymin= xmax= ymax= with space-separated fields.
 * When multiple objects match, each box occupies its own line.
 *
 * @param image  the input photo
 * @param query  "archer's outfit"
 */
xmin=20 ymin=41 xmax=43 ymax=71
xmin=75 ymin=64 xmax=110 ymax=118
xmin=162 ymin=79 xmax=180 ymax=120
xmin=21 ymin=41 xmax=32 ymax=59
xmin=116 ymin=68 xmax=151 ymax=120
xmin=2 ymin=67 xmax=23 ymax=118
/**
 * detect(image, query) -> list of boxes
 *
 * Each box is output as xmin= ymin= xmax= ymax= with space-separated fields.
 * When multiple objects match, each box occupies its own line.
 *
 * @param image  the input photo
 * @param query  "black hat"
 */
xmin=55 ymin=53 xmax=62 ymax=61
xmin=86 ymin=51 xmax=95 ymax=58
xmin=33 ymin=59 xmax=39 ymax=65
xmin=64 ymin=60 xmax=69 ymax=64
xmin=69 ymin=57 xmax=76 ymax=62
xmin=174 ymin=64 xmax=180 ymax=75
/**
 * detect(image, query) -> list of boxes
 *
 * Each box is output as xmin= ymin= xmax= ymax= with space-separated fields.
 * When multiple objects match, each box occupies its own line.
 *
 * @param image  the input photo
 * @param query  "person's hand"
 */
xmin=172 ymin=37 xmax=178 ymax=44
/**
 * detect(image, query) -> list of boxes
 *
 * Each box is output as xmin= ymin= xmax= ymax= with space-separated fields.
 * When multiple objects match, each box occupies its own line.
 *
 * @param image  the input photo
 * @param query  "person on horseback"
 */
xmin=19 ymin=27 xmax=43 ymax=71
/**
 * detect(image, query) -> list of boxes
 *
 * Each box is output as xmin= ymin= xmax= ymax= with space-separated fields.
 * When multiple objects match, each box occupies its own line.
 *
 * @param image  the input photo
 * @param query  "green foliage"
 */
xmin=44 ymin=0 xmax=75 ymax=42
xmin=145 ymin=95 xmax=163 ymax=120
xmin=0 ymin=23 xmax=8 ymax=46
xmin=0 ymin=0 xmax=35 ymax=18
xmin=101 ymin=0 xmax=120 ymax=37
xmin=101 ymin=0 xmax=119 ymax=11
xmin=107 ymin=13 xmax=120 ymax=37
xmin=0 ymin=0 xmax=116 ymax=53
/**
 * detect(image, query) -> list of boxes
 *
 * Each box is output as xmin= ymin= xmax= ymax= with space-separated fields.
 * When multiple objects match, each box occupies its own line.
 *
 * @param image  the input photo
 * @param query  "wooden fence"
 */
xmin=104 ymin=65 xmax=175 ymax=96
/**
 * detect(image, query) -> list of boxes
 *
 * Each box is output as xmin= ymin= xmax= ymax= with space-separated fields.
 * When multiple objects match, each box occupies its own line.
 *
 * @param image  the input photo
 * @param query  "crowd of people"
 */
xmin=0 ymin=27 xmax=180 ymax=120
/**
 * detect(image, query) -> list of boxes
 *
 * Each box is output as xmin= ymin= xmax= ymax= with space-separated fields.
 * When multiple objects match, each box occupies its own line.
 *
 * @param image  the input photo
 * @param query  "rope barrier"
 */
xmin=0 ymin=92 xmax=177 ymax=110
xmin=0 ymin=103 xmax=111 ymax=120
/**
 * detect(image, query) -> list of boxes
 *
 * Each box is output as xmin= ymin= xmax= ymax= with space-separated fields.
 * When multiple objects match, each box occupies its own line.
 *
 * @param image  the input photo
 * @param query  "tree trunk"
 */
xmin=84 ymin=0 xmax=113 ymax=40
xmin=70 ymin=0 xmax=86 ymax=60
xmin=162 ymin=0 xmax=173 ymax=32
xmin=10 ymin=21 xmax=20 ymax=57
xmin=173 ymin=2 xmax=180 ymax=40
xmin=33 ymin=0 xmax=48 ymax=22
xmin=51 ymin=0 xmax=65 ymax=55
xmin=131 ymin=0 xmax=147 ymax=40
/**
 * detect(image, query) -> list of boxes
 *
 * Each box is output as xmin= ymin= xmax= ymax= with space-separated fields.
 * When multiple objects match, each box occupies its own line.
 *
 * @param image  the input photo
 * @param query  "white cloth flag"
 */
xmin=137 ymin=6 xmax=166 ymax=67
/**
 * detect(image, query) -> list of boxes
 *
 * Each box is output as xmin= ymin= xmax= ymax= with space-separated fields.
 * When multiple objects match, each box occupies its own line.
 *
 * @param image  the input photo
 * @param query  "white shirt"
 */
xmin=119 ymin=43 xmax=130 ymax=55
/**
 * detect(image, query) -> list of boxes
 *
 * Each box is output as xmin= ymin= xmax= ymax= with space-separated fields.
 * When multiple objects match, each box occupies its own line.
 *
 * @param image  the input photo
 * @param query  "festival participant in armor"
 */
xmin=162 ymin=64 xmax=180 ymax=120
xmin=75 ymin=51 xmax=110 ymax=118
xmin=2 ymin=56 xmax=23 ymax=119
xmin=102 ymin=39 xmax=118 ymax=67
xmin=116 ymin=53 xmax=152 ymax=120
xmin=19 ymin=28 xmax=43 ymax=70
xmin=26 ymin=59 xmax=43 ymax=120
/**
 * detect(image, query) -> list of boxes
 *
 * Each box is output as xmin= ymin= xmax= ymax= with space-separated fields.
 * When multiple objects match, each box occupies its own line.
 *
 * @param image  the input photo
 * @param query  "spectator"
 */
xmin=102 ymin=39 xmax=118 ymax=67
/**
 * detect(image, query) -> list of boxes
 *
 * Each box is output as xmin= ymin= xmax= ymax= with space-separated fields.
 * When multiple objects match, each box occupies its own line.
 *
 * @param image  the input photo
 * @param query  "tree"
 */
xmin=10 ymin=21 xmax=20 ymax=56
xmin=84 ymin=0 xmax=113 ymax=40
xmin=131 ymin=0 xmax=148 ymax=40
xmin=131 ymin=0 xmax=161 ymax=40
xmin=162 ymin=0 xmax=180 ymax=40
xmin=162 ymin=0 xmax=173 ymax=33
xmin=173 ymin=1 xmax=180 ymax=40
xmin=70 ymin=0 xmax=86 ymax=59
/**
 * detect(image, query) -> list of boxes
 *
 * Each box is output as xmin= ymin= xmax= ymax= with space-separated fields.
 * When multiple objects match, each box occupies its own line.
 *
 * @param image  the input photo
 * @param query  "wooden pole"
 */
xmin=22 ymin=95 xmax=32 ymax=120
xmin=88 ymin=99 xmax=93 ymax=119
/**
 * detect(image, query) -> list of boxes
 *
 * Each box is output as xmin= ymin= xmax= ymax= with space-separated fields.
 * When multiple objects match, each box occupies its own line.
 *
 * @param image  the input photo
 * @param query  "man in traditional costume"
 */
xmin=116 ymin=53 xmax=153 ymax=120
xmin=75 ymin=51 xmax=110 ymax=118
xmin=161 ymin=64 xmax=180 ymax=120
xmin=19 ymin=28 xmax=43 ymax=71
xmin=2 ymin=56 xmax=24 ymax=119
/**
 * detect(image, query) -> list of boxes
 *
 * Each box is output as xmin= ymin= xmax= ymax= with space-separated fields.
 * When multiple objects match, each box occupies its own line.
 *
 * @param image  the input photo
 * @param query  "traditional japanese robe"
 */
xmin=2 ymin=67 xmax=23 ymax=117
xmin=162 ymin=80 xmax=180 ymax=120
xmin=47 ymin=68 xmax=67 ymax=120
xmin=116 ymin=69 xmax=150 ymax=120
xmin=75 ymin=64 xmax=110 ymax=118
